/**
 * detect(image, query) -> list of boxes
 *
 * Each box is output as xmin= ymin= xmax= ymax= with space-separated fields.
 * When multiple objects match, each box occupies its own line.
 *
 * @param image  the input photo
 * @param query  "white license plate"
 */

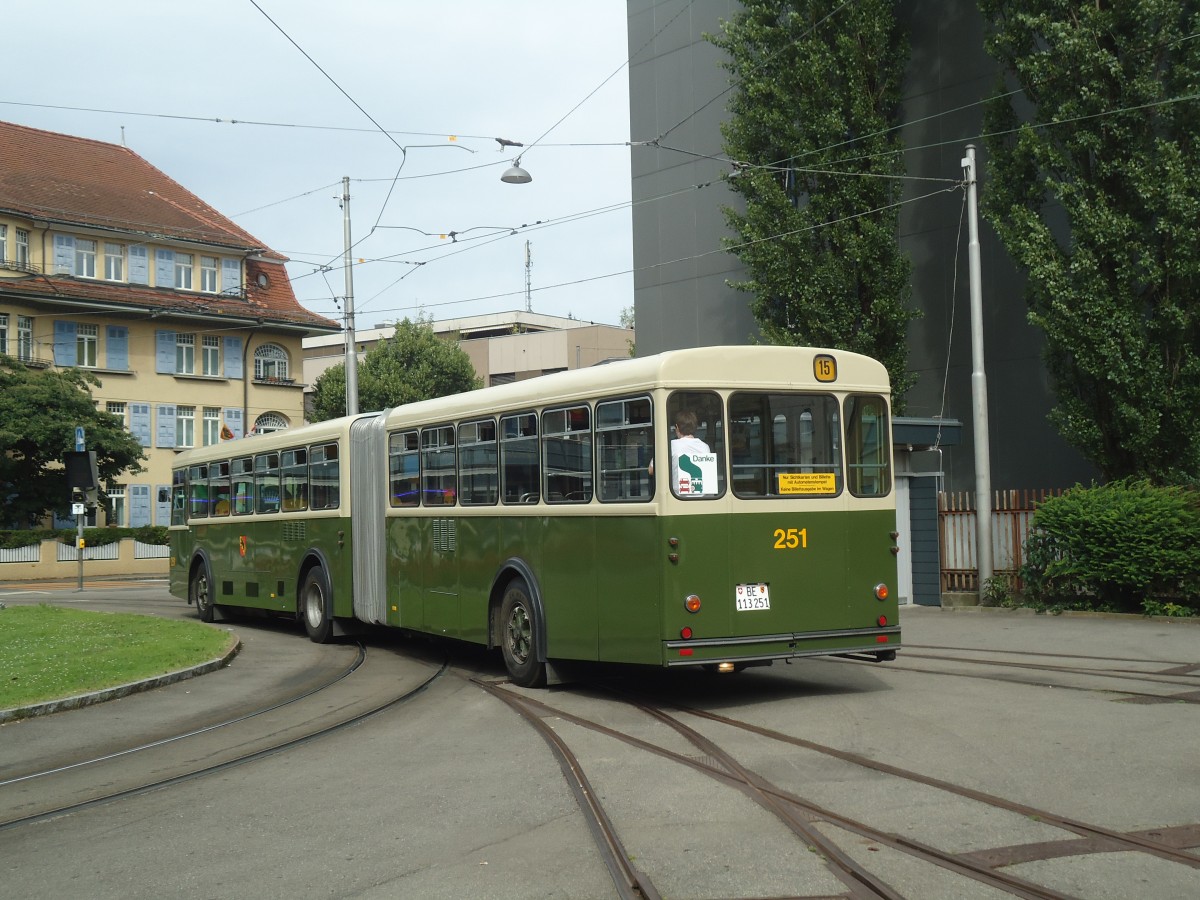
xmin=735 ymin=583 xmax=770 ymax=611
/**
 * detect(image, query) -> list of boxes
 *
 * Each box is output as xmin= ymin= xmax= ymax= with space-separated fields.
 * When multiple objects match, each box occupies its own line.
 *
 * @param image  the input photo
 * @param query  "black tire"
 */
xmin=499 ymin=578 xmax=546 ymax=688
xmin=301 ymin=566 xmax=334 ymax=643
xmin=190 ymin=560 xmax=215 ymax=623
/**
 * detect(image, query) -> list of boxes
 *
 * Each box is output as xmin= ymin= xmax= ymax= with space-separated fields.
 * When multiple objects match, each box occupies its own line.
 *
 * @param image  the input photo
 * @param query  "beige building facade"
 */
xmin=0 ymin=121 xmax=339 ymax=528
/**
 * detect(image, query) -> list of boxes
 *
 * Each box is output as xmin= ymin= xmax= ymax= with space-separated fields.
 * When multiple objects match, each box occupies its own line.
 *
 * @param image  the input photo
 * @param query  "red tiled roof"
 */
xmin=0 ymin=120 xmax=270 ymax=250
xmin=0 ymin=120 xmax=339 ymax=333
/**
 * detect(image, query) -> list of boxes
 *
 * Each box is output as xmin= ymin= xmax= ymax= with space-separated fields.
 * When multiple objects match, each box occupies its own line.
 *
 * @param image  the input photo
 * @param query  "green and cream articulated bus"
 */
xmin=169 ymin=345 xmax=900 ymax=686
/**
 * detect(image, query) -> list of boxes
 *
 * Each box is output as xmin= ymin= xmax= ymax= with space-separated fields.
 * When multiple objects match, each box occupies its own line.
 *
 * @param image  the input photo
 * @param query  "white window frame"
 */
xmin=0 ymin=313 xmax=7 ymax=355
xmin=253 ymin=412 xmax=289 ymax=434
xmin=200 ymin=256 xmax=219 ymax=293
xmin=106 ymin=401 xmax=127 ymax=427
xmin=104 ymin=242 xmax=125 ymax=282
xmin=75 ymin=239 xmax=97 ymax=278
xmin=0 ymin=224 xmax=6 ymax=262
xmin=77 ymin=323 xmax=98 ymax=368
xmin=203 ymin=407 xmax=221 ymax=446
xmin=15 ymin=229 xmax=29 ymax=268
xmin=176 ymin=333 xmax=195 ymax=375
xmin=176 ymin=405 xmax=196 ymax=448
xmin=107 ymin=483 xmax=126 ymax=527
xmin=175 ymin=252 xmax=193 ymax=290
xmin=254 ymin=343 xmax=290 ymax=381
xmin=17 ymin=315 xmax=33 ymax=361
xmin=202 ymin=335 xmax=220 ymax=376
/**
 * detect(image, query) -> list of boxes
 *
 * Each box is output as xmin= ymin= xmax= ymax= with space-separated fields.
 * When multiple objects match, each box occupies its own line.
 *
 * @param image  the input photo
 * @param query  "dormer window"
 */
xmin=105 ymin=243 xmax=124 ymax=281
xmin=200 ymin=256 xmax=218 ymax=292
xmin=75 ymin=239 xmax=97 ymax=278
xmin=175 ymin=252 xmax=193 ymax=290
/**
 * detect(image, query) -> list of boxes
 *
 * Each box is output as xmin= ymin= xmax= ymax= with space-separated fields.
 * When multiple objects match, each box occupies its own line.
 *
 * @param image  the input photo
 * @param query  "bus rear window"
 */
xmin=665 ymin=391 xmax=725 ymax=499
xmin=729 ymin=393 xmax=842 ymax=498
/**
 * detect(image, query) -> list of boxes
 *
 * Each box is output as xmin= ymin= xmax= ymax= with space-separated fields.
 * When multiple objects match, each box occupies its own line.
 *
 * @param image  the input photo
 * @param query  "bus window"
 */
xmin=255 ymin=452 xmax=281 ymax=514
xmin=188 ymin=464 xmax=210 ymax=518
xmin=389 ymin=430 xmax=420 ymax=507
xmin=542 ymin=405 xmax=592 ymax=503
xmin=458 ymin=419 xmax=498 ymax=506
xmin=281 ymin=448 xmax=308 ymax=511
xmin=729 ymin=393 xmax=842 ymax=498
xmin=310 ymin=442 xmax=340 ymax=510
xmin=596 ymin=396 xmax=653 ymax=502
xmin=421 ymin=425 xmax=456 ymax=506
xmin=665 ymin=391 xmax=726 ymax=499
xmin=210 ymin=460 xmax=232 ymax=517
xmin=501 ymin=413 xmax=539 ymax=504
xmin=171 ymin=468 xmax=187 ymax=526
xmin=845 ymin=394 xmax=891 ymax=497
xmin=231 ymin=456 xmax=254 ymax=515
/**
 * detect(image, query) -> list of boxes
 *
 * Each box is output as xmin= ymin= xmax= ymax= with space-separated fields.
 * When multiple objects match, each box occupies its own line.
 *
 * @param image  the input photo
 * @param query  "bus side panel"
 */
xmin=539 ymin=513 xmax=598 ymax=662
xmin=388 ymin=514 xmax=425 ymax=630
xmin=422 ymin=515 xmax=459 ymax=635
xmin=595 ymin=515 xmax=663 ymax=665
xmin=457 ymin=514 xmax=500 ymax=644
xmin=168 ymin=526 xmax=193 ymax=599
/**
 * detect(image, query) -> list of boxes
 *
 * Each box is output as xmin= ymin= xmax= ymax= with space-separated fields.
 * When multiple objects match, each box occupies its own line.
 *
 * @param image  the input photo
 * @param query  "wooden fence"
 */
xmin=939 ymin=489 xmax=1061 ymax=593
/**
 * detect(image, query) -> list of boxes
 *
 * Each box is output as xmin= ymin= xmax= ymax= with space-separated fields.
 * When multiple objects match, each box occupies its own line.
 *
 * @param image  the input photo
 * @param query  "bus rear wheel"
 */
xmin=190 ymin=562 xmax=214 ymax=624
xmin=500 ymin=579 xmax=545 ymax=688
xmin=301 ymin=566 xmax=334 ymax=643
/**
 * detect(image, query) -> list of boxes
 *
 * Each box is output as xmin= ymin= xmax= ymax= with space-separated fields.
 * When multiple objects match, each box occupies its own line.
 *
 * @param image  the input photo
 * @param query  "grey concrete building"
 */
xmin=627 ymin=0 xmax=1097 ymax=494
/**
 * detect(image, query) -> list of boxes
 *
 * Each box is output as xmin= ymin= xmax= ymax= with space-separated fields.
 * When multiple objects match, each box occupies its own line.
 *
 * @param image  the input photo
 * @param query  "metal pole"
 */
xmin=963 ymin=145 xmax=993 ymax=588
xmin=342 ymin=176 xmax=359 ymax=416
xmin=76 ymin=510 xmax=84 ymax=592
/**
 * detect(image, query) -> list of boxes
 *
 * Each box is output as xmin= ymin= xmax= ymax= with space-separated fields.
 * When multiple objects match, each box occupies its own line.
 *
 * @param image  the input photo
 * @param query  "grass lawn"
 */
xmin=0 ymin=603 xmax=233 ymax=710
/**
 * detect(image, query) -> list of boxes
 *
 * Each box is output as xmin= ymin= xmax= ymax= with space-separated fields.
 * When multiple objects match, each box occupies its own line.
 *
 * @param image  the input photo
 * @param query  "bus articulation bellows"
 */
xmin=169 ymin=345 xmax=900 ymax=686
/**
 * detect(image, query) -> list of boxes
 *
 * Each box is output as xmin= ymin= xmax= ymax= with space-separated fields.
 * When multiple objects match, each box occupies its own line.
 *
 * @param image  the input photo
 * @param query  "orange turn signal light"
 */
xmin=684 ymin=594 xmax=702 ymax=613
xmin=874 ymin=583 xmax=889 ymax=601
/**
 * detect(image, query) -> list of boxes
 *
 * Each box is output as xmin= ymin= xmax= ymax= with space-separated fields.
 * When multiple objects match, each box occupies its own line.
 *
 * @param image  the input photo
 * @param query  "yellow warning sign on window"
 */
xmin=778 ymin=473 xmax=837 ymax=495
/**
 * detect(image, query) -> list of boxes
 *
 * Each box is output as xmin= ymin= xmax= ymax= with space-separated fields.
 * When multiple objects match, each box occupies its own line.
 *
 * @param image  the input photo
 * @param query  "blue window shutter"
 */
xmin=155 ymin=249 xmax=174 ymax=287
xmin=130 ymin=485 xmax=152 ymax=528
xmin=223 ymin=337 xmax=243 ymax=378
xmin=53 ymin=235 xmax=75 ymax=274
xmin=53 ymin=321 xmax=77 ymax=365
xmin=224 ymin=407 xmax=244 ymax=440
xmin=154 ymin=484 xmax=172 ymax=525
xmin=106 ymin=326 xmax=129 ymax=370
xmin=130 ymin=403 xmax=152 ymax=446
xmin=156 ymin=330 xmax=176 ymax=373
xmin=156 ymin=404 xmax=177 ymax=448
xmin=128 ymin=246 xmax=149 ymax=284
xmin=221 ymin=258 xmax=241 ymax=295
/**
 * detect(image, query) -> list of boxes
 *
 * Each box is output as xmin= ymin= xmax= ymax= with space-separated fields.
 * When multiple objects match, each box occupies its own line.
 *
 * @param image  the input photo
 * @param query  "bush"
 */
xmin=0 ymin=526 xmax=169 ymax=549
xmin=1022 ymin=481 xmax=1200 ymax=614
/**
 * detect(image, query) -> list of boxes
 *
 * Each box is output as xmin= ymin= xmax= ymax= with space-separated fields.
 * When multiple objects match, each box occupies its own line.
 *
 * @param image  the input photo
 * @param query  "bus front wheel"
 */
xmin=301 ymin=566 xmax=334 ymax=643
xmin=499 ymin=579 xmax=546 ymax=688
xmin=190 ymin=562 xmax=215 ymax=624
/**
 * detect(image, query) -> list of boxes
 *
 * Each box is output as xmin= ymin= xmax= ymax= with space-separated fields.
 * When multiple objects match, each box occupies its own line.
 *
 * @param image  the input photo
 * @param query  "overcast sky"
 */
xmin=4 ymin=1 xmax=634 ymax=329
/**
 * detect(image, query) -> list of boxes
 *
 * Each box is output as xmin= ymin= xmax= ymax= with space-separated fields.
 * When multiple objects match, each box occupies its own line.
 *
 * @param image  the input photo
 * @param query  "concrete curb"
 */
xmin=916 ymin=604 xmax=1200 ymax=625
xmin=0 ymin=632 xmax=242 ymax=724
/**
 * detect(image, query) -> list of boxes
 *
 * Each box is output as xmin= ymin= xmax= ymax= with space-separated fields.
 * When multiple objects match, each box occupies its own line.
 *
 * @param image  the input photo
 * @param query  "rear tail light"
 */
xmin=877 ymin=615 xmax=888 ymax=627
xmin=680 ymin=626 xmax=693 ymax=639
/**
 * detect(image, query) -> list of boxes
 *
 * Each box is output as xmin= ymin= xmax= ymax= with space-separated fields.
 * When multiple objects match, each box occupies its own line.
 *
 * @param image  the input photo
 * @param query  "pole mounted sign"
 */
xmin=75 ymin=426 xmax=85 ymax=452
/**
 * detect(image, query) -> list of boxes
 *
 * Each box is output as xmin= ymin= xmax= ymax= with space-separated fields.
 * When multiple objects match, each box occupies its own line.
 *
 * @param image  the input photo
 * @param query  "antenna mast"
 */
xmin=524 ymin=240 xmax=532 ymax=312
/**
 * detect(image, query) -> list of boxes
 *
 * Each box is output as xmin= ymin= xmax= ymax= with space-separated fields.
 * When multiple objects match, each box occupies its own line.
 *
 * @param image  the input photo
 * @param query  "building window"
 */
xmin=0 ymin=313 xmax=7 ymax=354
xmin=17 ymin=316 xmax=33 ymax=361
xmin=176 ymin=405 xmax=196 ymax=448
xmin=0 ymin=224 xmax=6 ymax=262
xmin=15 ymin=230 xmax=29 ymax=268
xmin=200 ymin=256 xmax=219 ymax=293
xmin=177 ymin=333 xmax=195 ymax=374
xmin=104 ymin=243 xmax=124 ymax=281
xmin=254 ymin=343 xmax=289 ymax=381
xmin=202 ymin=335 xmax=220 ymax=376
xmin=107 ymin=483 xmax=126 ymax=527
xmin=175 ymin=253 xmax=193 ymax=290
xmin=76 ymin=239 xmax=97 ymax=278
xmin=106 ymin=401 xmax=127 ymax=427
xmin=253 ymin=412 xmax=289 ymax=434
xmin=77 ymin=323 xmax=98 ymax=368
xmin=203 ymin=407 xmax=221 ymax=446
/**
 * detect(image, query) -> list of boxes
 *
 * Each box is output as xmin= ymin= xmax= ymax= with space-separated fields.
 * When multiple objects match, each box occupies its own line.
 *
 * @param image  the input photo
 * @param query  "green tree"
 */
xmin=619 ymin=304 xmax=636 ymax=357
xmin=708 ymin=0 xmax=918 ymax=406
xmin=981 ymin=0 xmax=1200 ymax=483
xmin=0 ymin=357 xmax=146 ymax=526
xmin=309 ymin=318 xmax=481 ymax=421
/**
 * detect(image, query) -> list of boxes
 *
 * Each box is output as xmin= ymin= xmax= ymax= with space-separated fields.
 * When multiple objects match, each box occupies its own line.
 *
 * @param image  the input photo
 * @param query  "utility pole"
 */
xmin=524 ymin=240 xmax=533 ymax=312
xmin=963 ymin=145 xmax=993 ymax=589
xmin=341 ymin=176 xmax=359 ymax=416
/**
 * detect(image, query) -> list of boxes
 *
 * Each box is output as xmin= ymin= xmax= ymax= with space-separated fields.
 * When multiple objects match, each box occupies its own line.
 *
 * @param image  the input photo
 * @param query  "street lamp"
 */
xmin=501 ymin=156 xmax=533 ymax=184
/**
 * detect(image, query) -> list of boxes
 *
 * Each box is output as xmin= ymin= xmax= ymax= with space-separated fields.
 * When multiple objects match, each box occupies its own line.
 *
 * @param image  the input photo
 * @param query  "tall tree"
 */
xmin=0 ymin=358 xmax=146 ymax=526
xmin=309 ymin=318 xmax=481 ymax=421
xmin=981 ymin=0 xmax=1200 ymax=483
xmin=709 ymin=0 xmax=917 ymax=406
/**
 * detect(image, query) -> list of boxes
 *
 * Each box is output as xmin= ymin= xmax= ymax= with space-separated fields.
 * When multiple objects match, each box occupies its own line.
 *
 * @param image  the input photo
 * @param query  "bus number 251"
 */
xmin=773 ymin=528 xmax=808 ymax=550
